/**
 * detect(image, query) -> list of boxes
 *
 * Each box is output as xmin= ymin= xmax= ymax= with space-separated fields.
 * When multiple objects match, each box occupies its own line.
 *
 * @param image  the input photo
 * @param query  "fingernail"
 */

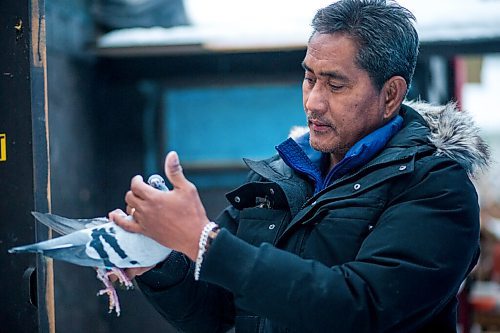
xmin=171 ymin=151 xmax=179 ymax=163
xmin=168 ymin=151 xmax=181 ymax=170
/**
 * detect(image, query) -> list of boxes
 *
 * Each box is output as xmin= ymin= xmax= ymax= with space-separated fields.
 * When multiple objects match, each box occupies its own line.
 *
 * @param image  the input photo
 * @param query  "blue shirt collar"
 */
xmin=276 ymin=115 xmax=403 ymax=193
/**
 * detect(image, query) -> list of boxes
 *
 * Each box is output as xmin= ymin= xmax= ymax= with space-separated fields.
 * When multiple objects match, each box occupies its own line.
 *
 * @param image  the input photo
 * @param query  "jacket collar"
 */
xmin=276 ymin=115 xmax=403 ymax=193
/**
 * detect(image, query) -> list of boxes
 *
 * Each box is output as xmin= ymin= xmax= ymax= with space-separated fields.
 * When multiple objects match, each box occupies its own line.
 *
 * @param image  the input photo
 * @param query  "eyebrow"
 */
xmin=301 ymin=61 xmax=350 ymax=82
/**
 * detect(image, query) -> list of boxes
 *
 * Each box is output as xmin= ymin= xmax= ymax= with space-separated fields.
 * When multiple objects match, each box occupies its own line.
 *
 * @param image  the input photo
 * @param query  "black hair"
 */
xmin=311 ymin=0 xmax=419 ymax=91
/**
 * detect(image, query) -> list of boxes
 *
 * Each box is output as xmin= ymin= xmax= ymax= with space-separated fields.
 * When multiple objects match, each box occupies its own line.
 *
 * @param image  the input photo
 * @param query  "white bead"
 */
xmin=194 ymin=222 xmax=218 ymax=281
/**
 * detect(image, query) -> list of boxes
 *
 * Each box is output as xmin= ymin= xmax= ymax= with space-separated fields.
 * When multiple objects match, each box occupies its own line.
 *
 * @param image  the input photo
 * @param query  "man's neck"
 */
xmin=328 ymin=153 xmax=344 ymax=173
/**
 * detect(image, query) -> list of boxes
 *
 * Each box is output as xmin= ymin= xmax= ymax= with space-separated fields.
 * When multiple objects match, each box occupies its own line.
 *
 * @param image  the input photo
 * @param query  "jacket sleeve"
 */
xmin=199 ymin=158 xmax=481 ymax=332
xmin=136 ymin=205 xmax=240 ymax=333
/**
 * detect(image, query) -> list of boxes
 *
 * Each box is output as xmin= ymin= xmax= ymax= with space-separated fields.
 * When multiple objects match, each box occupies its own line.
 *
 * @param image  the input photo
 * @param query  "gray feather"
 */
xmin=9 ymin=231 xmax=104 ymax=267
xmin=31 ymin=211 xmax=107 ymax=235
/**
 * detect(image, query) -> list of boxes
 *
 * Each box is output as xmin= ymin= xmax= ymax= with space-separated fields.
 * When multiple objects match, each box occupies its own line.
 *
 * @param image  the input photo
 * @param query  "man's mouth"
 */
xmin=308 ymin=119 xmax=332 ymax=132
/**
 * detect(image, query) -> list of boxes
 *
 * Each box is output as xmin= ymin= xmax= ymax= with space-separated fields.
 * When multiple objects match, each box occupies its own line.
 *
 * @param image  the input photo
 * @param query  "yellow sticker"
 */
xmin=0 ymin=133 xmax=6 ymax=161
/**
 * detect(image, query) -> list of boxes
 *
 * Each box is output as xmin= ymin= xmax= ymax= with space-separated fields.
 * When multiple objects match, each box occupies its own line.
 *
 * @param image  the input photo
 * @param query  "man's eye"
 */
xmin=304 ymin=77 xmax=315 ymax=85
xmin=329 ymin=84 xmax=343 ymax=91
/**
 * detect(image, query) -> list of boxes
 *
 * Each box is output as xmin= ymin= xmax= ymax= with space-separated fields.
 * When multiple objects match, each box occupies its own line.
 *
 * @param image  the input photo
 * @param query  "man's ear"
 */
xmin=382 ymin=76 xmax=407 ymax=119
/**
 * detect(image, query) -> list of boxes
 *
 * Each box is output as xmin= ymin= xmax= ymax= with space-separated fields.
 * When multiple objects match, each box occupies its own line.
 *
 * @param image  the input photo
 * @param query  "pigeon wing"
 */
xmin=9 ymin=229 xmax=106 ymax=268
xmin=32 ymin=211 xmax=108 ymax=235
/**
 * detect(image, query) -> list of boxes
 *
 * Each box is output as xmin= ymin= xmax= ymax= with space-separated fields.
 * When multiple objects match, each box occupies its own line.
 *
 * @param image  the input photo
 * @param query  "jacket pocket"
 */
xmin=234 ymin=315 xmax=261 ymax=333
xmin=237 ymin=208 xmax=290 ymax=246
xmin=299 ymin=196 xmax=385 ymax=266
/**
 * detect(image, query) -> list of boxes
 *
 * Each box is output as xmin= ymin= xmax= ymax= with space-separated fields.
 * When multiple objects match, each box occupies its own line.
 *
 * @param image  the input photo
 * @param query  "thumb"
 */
xmin=164 ymin=151 xmax=189 ymax=189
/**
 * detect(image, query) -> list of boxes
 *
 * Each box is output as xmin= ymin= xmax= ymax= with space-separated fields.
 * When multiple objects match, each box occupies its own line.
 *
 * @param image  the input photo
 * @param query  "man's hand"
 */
xmin=112 ymin=151 xmax=210 ymax=261
xmin=107 ymin=266 xmax=155 ymax=284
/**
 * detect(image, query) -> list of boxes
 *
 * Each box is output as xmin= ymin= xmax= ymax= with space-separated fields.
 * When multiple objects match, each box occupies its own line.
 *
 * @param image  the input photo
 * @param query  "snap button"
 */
xmin=269 ymin=224 xmax=276 ymax=230
xmin=399 ymin=165 xmax=407 ymax=171
xmin=311 ymin=201 xmax=317 ymax=206
xmin=234 ymin=196 xmax=241 ymax=203
xmin=368 ymin=224 xmax=374 ymax=231
xmin=270 ymin=188 xmax=275 ymax=195
xmin=353 ymin=184 xmax=361 ymax=190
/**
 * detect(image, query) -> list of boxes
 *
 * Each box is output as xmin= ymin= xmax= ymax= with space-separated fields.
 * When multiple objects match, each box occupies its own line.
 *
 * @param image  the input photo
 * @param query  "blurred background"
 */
xmin=3 ymin=0 xmax=500 ymax=332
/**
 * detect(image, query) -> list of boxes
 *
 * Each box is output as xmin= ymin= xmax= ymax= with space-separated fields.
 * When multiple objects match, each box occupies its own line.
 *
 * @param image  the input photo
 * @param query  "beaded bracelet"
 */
xmin=194 ymin=222 xmax=219 ymax=281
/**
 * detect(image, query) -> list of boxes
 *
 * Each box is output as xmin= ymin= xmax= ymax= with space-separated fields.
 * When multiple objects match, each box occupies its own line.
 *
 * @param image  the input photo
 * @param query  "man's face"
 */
xmin=302 ymin=32 xmax=387 ymax=164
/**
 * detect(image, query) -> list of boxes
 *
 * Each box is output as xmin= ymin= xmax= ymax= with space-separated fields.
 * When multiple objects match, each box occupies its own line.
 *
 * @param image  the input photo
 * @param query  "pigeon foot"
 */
xmin=96 ymin=268 xmax=130 ymax=316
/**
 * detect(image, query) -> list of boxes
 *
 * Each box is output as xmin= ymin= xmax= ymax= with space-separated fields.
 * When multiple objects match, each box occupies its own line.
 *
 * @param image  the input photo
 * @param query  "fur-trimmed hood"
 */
xmin=289 ymin=100 xmax=490 ymax=178
xmin=405 ymin=100 xmax=490 ymax=178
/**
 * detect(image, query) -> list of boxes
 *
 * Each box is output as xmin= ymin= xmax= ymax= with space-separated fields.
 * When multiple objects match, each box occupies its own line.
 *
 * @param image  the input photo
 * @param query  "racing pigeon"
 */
xmin=9 ymin=174 xmax=172 ymax=316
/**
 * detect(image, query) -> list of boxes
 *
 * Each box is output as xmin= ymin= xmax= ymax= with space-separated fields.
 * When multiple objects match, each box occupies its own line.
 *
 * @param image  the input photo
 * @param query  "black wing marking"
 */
xmin=89 ymin=227 xmax=128 ymax=268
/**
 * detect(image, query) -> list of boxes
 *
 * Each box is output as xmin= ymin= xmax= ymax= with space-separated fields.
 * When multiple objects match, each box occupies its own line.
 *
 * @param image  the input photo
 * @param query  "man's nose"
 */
xmin=304 ymin=84 xmax=327 ymax=114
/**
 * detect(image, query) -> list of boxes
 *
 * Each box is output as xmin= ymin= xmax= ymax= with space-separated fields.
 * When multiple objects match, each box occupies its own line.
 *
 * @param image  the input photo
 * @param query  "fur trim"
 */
xmin=289 ymin=126 xmax=309 ymax=140
xmin=405 ymin=100 xmax=490 ymax=178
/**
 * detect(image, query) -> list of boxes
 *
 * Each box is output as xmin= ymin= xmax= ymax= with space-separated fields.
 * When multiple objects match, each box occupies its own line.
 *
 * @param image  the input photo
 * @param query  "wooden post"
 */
xmin=0 ymin=0 xmax=54 ymax=332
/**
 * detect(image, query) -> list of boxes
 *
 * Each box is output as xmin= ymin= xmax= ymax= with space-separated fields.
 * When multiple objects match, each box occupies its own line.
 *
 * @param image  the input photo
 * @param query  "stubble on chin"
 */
xmin=309 ymin=134 xmax=351 ymax=157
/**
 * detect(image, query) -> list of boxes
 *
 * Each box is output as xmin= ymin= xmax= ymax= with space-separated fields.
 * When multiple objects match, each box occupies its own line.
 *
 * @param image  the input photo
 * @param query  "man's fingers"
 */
xmin=125 ymin=204 xmax=134 ymax=216
xmin=129 ymin=175 xmax=155 ymax=199
xmin=112 ymin=213 xmax=143 ymax=234
xmin=125 ymin=189 xmax=145 ymax=212
xmin=108 ymin=209 xmax=126 ymax=221
xmin=125 ymin=266 xmax=155 ymax=279
xmin=110 ymin=267 xmax=153 ymax=282
xmin=164 ymin=151 xmax=190 ymax=190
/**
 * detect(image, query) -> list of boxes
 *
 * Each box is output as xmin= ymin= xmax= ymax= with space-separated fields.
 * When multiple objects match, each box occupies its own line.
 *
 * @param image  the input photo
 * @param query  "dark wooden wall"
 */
xmin=0 ymin=0 xmax=52 ymax=331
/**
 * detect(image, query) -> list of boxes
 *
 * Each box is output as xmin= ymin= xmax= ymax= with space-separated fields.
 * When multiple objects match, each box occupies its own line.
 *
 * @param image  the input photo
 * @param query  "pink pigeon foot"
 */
xmin=96 ymin=268 xmax=134 ymax=316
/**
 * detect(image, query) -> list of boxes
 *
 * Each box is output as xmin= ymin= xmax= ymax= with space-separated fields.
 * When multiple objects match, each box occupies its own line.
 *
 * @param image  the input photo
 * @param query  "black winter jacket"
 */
xmin=137 ymin=102 xmax=490 ymax=333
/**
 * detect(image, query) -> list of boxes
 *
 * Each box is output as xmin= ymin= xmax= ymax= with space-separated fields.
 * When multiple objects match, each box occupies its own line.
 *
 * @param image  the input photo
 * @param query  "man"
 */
xmin=110 ymin=0 xmax=490 ymax=331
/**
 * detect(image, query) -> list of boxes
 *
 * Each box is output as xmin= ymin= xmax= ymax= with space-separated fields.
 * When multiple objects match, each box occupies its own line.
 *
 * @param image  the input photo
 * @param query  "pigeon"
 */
xmin=9 ymin=174 xmax=172 ymax=316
